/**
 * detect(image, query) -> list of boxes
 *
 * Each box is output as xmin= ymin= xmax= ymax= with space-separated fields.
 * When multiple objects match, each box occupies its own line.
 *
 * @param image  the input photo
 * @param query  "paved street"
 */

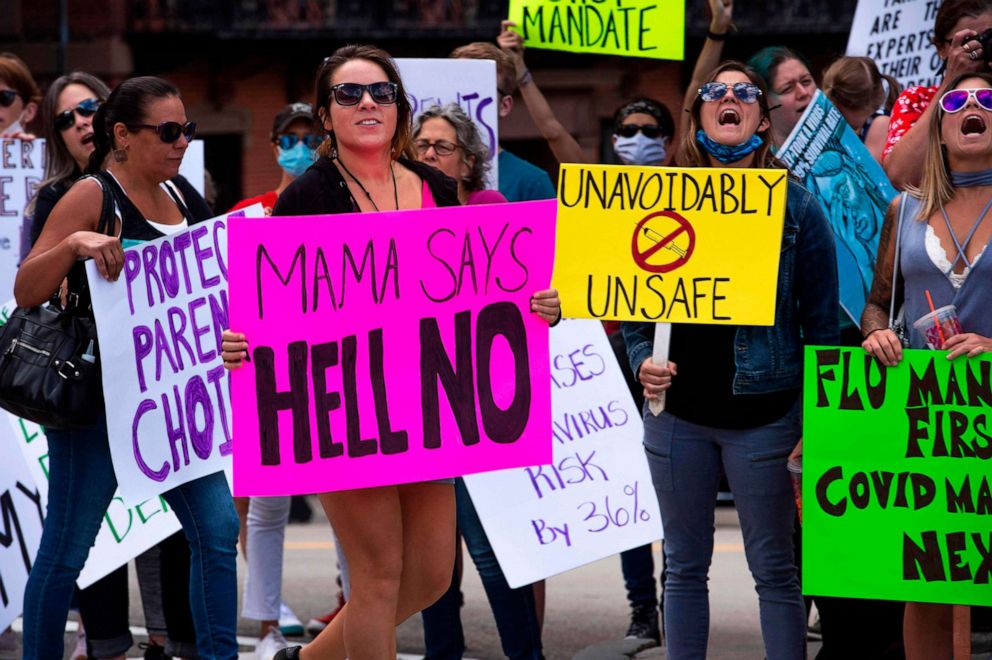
xmin=3 ymin=500 xmax=835 ymax=658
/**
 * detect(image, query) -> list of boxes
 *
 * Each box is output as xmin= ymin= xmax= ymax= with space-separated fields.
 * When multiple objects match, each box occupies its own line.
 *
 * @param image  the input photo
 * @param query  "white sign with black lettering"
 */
xmin=464 ymin=320 xmax=662 ymax=588
xmin=847 ymin=0 xmax=943 ymax=89
xmin=0 ymin=423 xmax=43 ymax=632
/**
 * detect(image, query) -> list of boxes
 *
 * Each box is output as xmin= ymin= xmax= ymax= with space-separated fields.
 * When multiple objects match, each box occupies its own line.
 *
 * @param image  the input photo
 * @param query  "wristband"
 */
xmin=518 ymin=69 xmax=533 ymax=87
xmin=706 ymin=30 xmax=728 ymax=41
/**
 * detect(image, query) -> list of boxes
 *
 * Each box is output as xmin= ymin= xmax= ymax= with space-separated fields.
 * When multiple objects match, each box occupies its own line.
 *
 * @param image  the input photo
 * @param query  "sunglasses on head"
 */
xmin=277 ymin=134 xmax=324 ymax=150
xmin=330 ymin=82 xmax=399 ymax=106
xmin=0 ymin=89 xmax=23 ymax=108
xmin=54 ymin=98 xmax=101 ymax=132
xmin=127 ymin=120 xmax=197 ymax=143
xmin=939 ymin=88 xmax=992 ymax=113
xmin=414 ymin=138 xmax=460 ymax=156
xmin=616 ymin=124 xmax=664 ymax=139
xmin=698 ymin=81 xmax=763 ymax=104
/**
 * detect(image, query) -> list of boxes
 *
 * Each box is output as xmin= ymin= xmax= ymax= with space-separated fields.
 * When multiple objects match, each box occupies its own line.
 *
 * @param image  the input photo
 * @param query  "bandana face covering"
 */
xmin=695 ymin=129 xmax=763 ymax=164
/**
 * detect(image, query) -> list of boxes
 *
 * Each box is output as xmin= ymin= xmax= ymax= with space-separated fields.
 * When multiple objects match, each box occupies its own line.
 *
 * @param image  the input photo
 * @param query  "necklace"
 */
xmin=335 ymin=156 xmax=398 ymax=212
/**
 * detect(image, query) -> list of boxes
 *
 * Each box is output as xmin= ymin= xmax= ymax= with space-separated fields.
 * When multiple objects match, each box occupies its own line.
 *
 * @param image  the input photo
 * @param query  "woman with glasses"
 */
xmin=0 ymin=52 xmax=40 ymax=136
xmin=222 ymin=44 xmax=560 ymax=659
xmin=412 ymin=102 xmax=506 ymax=205
xmin=622 ymin=61 xmax=839 ymax=660
xmin=862 ymin=72 xmax=992 ymax=660
xmin=883 ymin=0 xmax=992 ymax=189
xmin=16 ymin=76 xmax=240 ymax=660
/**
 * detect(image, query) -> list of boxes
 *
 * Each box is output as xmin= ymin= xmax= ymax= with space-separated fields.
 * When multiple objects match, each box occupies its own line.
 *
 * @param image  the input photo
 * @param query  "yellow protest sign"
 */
xmin=553 ymin=165 xmax=788 ymax=325
xmin=507 ymin=0 xmax=684 ymax=61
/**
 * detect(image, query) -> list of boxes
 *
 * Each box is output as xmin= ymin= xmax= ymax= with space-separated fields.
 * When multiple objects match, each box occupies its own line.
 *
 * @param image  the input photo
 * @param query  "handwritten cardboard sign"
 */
xmin=846 ymin=0 xmax=942 ymax=89
xmin=87 ymin=208 xmax=261 ymax=505
xmin=804 ymin=346 xmax=992 ymax=607
xmin=0 ymin=422 xmax=43 ymax=633
xmin=553 ymin=165 xmax=787 ymax=324
xmin=396 ymin=58 xmax=500 ymax=190
xmin=229 ymin=201 xmax=556 ymax=496
xmin=464 ymin=319 xmax=662 ymax=587
xmin=778 ymin=91 xmax=897 ymax=325
xmin=0 ymin=138 xmax=43 ymax=299
xmin=508 ymin=0 xmax=684 ymax=60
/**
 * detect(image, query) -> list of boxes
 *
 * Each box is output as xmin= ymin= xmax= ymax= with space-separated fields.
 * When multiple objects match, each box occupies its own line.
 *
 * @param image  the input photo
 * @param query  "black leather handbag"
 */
xmin=0 ymin=176 xmax=113 ymax=429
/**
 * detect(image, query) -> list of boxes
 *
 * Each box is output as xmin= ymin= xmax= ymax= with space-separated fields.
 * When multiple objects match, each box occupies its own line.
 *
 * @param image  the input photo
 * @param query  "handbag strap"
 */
xmin=889 ymin=193 xmax=908 ymax=329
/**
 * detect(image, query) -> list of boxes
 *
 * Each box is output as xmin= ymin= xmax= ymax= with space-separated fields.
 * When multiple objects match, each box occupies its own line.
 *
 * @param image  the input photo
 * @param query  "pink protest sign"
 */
xmin=229 ymin=201 xmax=556 ymax=496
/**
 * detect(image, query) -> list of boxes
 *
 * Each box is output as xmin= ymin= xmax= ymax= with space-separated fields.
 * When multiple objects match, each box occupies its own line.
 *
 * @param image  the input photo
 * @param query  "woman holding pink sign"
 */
xmin=862 ymin=71 xmax=992 ymax=658
xmin=221 ymin=44 xmax=560 ymax=660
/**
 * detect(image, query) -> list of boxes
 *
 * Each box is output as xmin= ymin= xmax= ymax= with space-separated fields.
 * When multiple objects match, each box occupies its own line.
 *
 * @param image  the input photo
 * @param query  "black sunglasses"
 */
xmin=54 ymin=98 xmax=101 ymax=132
xmin=616 ymin=124 xmax=664 ymax=139
xmin=0 ymin=89 xmax=22 ymax=108
xmin=276 ymin=134 xmax=324 ymax=150
xmin=330 ymin=82 xmax=399 ymax=106
xmin=127 ymin=121 xmax=197 ymax=143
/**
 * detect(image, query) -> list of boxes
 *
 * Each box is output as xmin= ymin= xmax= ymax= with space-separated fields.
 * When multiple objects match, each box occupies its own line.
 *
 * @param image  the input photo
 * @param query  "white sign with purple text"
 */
xmin=0 ymin=138 xmax=44 ymax=300
xmin=464 ymin=319 xmax=662 ymax=588
xmin=87 ymin=206 xmax=262 ymax=504
xmin=0 ymin=421 xmax=43 ymax=632
xmin=396 ymin=58 xmax=500 ymax=190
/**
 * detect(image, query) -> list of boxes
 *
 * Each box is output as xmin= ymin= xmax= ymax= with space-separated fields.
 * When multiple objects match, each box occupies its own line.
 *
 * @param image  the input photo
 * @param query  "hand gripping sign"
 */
xmin=552 ymin=164 xmax=788 ymax=325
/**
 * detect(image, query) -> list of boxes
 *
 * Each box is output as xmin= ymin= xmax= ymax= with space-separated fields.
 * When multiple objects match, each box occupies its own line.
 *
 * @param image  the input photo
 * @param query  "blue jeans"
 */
xmin=621 ymin=543 xmax=661 ymax=610
xmin=643 ymin=404 xmax=805 ymax=660
xmin=421 ymin=478 xmax=543 ymax=659
xmin=22 ymin=415 xmax=240 ymax=660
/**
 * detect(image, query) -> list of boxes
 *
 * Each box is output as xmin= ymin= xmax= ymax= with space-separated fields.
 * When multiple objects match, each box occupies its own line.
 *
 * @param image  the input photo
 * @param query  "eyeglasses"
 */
xmin=127 ymin=121 xmax=197 ymax=143
xmin=276 ymin=134 xmax=324 ymax=150
xmin=0 ymin=89 xmax=23 ymax=108
xmin=330 ymin=82 xmax=399 ymax=106
xmin=616 ymin=124 xmax=664 ymax=139
xmin=414 ymin=139 xmax=460 ymax=156
xmin=53 ymin=98 xmax=101 ymax=132
xmin=698 ymin=81 xmax=763 ymax=104
xmin=939 ymin=88 xmax=992 ymax=113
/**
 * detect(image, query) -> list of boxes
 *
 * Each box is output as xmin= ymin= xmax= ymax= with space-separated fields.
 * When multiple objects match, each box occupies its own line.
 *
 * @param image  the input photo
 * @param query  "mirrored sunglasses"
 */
xmin=939 ymin=88 xmax=992 ymax=113
xmin=616 ymin=124 xmax=664 ymax=139
xmin=698 ymin=81 xmax=763 ymax=104
xmin=330 ymin=82 xmax=399 ymax=106
xmin=277 ymin=134 xmax=324 ymax=150
xmin=54 ymin=98 xmax=101 ymax=132
xmin=127 ymin=120 xmax=197 ymax=143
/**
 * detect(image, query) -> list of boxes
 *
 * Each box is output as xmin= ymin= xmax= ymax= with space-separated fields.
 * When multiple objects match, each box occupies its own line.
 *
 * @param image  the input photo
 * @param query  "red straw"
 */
xmin=925 ymin=289 xmax=946 ymax=344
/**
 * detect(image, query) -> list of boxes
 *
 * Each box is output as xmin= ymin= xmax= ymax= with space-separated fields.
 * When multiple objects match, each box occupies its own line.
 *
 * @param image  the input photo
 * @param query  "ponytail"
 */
xmin=880 ymin=73 xmax=902 ymax=114
xmin=86 ymin=103 xmax=112 ymax=174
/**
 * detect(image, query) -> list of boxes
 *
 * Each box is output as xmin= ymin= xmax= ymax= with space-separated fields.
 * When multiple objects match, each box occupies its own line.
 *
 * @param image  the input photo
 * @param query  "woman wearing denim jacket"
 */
xmin=622 ymin=61 xmax=839 ymax=660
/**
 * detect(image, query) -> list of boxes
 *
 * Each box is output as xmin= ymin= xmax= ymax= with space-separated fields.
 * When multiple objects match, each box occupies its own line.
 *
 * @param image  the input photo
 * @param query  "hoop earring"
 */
xmin=112 ymin=146 xmax=128 ymax=163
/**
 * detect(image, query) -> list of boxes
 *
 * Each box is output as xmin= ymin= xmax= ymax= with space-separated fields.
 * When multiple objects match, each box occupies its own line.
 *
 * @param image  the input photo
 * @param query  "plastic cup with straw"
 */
xmin=925 ymin=290 xmax=945 ymax=346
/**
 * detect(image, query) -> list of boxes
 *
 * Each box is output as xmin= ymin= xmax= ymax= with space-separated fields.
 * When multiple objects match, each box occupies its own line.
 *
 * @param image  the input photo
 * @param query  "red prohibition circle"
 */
xmin=631 ymin=210 xmax=696 ymax=274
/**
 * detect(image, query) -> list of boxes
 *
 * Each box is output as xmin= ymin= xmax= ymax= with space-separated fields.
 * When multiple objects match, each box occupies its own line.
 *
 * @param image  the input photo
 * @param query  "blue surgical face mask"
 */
xmin=278 ymin=142 xmax=316 ymax=177
xmin=613 ymin=132 xmax=667 ymax=166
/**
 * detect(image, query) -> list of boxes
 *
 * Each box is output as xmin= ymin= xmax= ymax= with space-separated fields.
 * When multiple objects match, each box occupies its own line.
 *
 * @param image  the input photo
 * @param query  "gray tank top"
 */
xmin=898 ymin=194 xmax=992 ymax=349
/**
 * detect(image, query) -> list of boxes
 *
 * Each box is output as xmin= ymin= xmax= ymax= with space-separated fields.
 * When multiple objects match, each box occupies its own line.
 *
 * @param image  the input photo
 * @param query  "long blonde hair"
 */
xmin=908 ymin=71 xmax=992 ymax=220
xmin=677 ymin=61 xmax=781 ymax=169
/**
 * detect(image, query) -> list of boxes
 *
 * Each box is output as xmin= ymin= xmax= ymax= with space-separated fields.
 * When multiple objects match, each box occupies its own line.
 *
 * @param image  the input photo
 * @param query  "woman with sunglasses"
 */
xmin=0 ymin=52 xmax=40 ymax=137
xmin=16 ymin=76 xmax=240 ymax=660
xmin=883 ymin=0 xmax=992 ymax=190
xmin=863 ymin=71 xmax=992 ymax=660
xmin=623 ymin=61 xmax=839 ymax=660
xmin=222 ymin=44 xmax=560 ymax=659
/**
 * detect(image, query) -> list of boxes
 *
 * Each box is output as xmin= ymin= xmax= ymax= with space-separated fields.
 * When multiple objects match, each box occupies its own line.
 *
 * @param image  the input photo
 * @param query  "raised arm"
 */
xmin=499 ymin=20 xmax=587 ymax=164
xmin=680 ymin=0 xmax=734 ymax=142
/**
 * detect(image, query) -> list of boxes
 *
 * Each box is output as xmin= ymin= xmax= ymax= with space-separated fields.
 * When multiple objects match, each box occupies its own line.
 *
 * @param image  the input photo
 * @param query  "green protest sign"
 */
xmin=803 ymin=346 xmax=992 ymax=607
xmin=507 ymin=0 xmax=685 ymax=61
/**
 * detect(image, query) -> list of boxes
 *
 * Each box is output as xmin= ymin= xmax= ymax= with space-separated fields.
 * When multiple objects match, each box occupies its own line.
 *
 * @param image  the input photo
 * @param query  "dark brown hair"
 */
xmin=932 ymin=0 xmax=992 ymax=46
xmin=314 ymin=44 xmax=414 ymax=160
xmin=0 ymin=53 xmax=41 ymax=105
xmin=823 ymin=56 xmax=901 ymax=115
xmin=677 ymin=61 xmax=780 ymax=169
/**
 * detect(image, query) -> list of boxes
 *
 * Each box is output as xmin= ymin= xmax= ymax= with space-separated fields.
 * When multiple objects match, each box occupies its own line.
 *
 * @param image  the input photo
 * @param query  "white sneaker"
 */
xmin=255 ymin=626 xmax=290 ymax=660
xmin=278 ymin=601 xmax=304 ymax=637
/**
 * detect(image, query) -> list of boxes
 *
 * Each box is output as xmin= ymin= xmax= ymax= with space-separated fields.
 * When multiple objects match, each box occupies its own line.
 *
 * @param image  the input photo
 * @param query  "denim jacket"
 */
xmin=622 ymin=178 xmax=840 ymax=395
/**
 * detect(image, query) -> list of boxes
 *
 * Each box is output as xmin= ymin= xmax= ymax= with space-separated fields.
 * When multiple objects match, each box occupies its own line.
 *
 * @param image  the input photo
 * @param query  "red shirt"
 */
xmin=883 ymin=85 xmax=937 ymax=160
xmin=229 ymin=190 xmax=279 ymax=216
